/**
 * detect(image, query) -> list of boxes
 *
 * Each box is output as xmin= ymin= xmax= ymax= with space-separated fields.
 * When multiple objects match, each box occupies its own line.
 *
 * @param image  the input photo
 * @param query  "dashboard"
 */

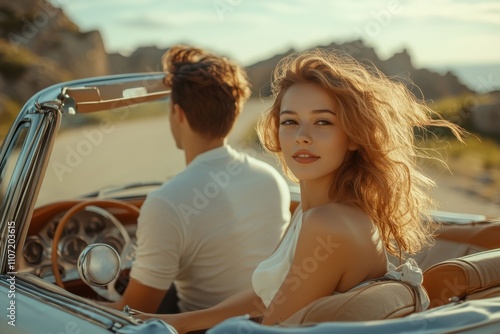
xmin=20 ymin=199 xmax=142 ymax=284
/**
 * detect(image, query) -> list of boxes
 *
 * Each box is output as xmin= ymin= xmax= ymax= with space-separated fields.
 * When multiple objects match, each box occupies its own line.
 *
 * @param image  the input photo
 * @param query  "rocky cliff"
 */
xmin=246 ymin=40 xmax=472 ymax=101
xmin=0 ymin=0 xmax=107 ymax=102
xmin=108 ymin=46 xmax=166 ymax=75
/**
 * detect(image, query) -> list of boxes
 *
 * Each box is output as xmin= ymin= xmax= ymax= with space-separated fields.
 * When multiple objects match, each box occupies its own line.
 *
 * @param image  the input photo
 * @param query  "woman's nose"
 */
xmin=295 ymin=125 xmax=312 ymax=144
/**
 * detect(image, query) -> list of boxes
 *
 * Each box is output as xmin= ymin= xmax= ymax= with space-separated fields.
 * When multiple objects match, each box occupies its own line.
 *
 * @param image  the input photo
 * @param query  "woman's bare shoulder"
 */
xmin=303 ymin=203 xmax=370 ymax=230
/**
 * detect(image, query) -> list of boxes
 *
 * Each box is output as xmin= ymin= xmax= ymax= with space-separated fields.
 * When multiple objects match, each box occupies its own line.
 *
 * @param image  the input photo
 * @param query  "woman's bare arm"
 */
xmin=137 ymin=289 xmax=265 ymax=333
xmin=260 ymin=209 xmax=354 ymax=325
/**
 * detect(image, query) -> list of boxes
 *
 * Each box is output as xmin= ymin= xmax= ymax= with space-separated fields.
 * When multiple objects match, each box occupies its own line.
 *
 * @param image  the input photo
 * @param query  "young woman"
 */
xmin=136 ymin=48 xmax=463 ymax=332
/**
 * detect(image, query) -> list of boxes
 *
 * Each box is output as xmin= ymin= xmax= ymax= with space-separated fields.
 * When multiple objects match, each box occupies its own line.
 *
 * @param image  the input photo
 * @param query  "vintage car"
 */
xmin=0 ymin=73 xmax=499 ymax=333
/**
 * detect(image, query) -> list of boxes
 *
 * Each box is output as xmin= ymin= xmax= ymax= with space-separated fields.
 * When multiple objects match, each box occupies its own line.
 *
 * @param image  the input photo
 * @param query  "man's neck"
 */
xmin=184 ymin=137 xmax=226 ymax=165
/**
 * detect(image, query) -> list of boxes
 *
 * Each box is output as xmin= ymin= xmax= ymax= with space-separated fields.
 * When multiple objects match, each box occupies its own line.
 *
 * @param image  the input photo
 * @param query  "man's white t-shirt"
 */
xmin=130 ymin=145 xmax=291 ymax=312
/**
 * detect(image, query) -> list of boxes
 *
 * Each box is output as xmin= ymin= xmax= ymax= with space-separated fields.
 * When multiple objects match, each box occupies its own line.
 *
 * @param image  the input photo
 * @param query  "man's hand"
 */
xmin=101 ymin=278 xmax=168 ymax=313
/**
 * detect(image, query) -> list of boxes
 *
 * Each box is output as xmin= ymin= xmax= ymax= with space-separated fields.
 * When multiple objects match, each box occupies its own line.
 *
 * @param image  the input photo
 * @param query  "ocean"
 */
xmin=429 ymin=63 xmax=500 ymax=93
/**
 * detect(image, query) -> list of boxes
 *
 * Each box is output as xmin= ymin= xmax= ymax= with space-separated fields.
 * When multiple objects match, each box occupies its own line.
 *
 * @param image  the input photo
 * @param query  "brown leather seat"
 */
xmin=423 ymin=249 xmax=500 ymax=309
xmin=282 ymin=280 xmax=425 ymax=325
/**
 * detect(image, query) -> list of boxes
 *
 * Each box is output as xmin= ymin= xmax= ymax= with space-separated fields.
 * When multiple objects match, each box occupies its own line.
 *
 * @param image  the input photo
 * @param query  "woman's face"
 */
xmin=278 ymin=83 xmax=356 ymax=182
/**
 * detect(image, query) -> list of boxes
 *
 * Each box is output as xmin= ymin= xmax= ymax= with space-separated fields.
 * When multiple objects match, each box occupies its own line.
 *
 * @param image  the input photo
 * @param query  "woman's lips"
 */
xmin=292 ymin=151 xmax=320 ymax=164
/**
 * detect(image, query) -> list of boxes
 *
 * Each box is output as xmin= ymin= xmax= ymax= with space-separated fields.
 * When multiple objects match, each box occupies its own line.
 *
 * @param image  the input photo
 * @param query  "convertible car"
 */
xmin=0 ymin=73 xmax=499 ymax=333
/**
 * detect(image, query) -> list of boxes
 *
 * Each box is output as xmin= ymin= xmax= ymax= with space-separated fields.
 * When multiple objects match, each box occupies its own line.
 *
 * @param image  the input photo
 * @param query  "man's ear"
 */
xmin=172 ymin=103 xmax=185 ymax=123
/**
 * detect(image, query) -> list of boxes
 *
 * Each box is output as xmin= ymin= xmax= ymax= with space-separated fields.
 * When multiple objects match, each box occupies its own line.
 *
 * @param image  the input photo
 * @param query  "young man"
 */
xmin=108 ymin=45 xmax=290 ymax=313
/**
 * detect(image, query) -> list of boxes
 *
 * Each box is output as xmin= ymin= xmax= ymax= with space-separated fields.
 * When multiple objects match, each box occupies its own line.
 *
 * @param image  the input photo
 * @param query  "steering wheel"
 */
xmin=51 ymin=199 xmax=140 ymax=301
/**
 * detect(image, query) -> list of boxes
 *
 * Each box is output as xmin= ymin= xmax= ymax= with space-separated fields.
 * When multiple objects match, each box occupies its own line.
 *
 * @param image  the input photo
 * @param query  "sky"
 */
xmin=52 ymin=0 xmax=500 ymax=91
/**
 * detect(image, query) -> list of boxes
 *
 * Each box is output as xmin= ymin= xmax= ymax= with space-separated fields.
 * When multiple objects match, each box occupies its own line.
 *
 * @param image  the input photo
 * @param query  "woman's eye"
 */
xmin=316 ymin=120 xmax=332 ymax=125
xmin=280 ymin=119 xmax=297 ymax=125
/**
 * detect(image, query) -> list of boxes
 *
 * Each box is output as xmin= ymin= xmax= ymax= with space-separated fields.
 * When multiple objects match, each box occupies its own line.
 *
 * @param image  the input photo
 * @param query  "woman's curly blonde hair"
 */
xmin=258 ymin=49 xmax=464 ymax=256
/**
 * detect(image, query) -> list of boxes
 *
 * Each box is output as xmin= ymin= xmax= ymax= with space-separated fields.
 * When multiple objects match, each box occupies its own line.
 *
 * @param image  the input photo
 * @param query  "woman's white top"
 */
xmin=252 ymin=208 xmax=304 ymax=307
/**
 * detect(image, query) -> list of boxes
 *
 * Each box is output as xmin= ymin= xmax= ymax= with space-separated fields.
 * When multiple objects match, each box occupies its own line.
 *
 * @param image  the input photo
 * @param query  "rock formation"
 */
xmin=0 ymin=0 xmax=107 ymax=102
xmin=246 ymin=40 xmax=472 ymax=101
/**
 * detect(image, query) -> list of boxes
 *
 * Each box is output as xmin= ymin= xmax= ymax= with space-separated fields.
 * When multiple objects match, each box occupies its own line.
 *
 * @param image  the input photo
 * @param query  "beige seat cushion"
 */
xmin=282 ymin=280 xmax=423 ymax=326
xmin=423 ymin=249 xmax=500 ymax=308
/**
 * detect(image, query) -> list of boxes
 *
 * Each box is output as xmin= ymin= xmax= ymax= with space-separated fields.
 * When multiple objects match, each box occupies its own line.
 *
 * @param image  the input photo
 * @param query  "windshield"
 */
xmin=36 ymin=98 xmax=184 ymax=206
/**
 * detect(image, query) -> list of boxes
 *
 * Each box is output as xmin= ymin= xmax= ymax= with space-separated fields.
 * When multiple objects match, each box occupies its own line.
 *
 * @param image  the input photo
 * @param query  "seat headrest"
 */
xmin=423 ymin=249 xmax=500 ymax=308
xmin=282 ymin=280 xmax=421 ymax=325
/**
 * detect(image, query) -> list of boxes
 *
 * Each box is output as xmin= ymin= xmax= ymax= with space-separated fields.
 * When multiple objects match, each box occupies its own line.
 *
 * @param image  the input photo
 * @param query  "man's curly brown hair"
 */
xmin=162 ymin=45 xmax=251 ymax=139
